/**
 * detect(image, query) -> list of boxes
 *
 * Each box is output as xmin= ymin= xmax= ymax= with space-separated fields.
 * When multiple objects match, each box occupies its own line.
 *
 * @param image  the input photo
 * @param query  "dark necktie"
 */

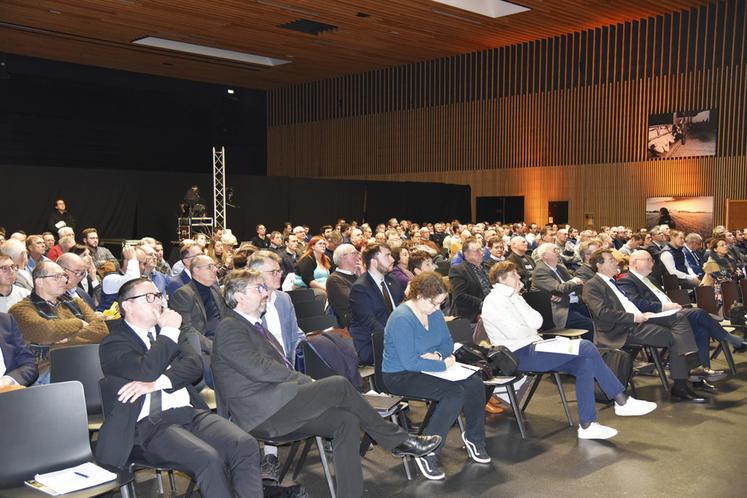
xmin=608 ymin=278 xmax=621 ymax=290
xmin=381 ymin=280 xmax=394 ymax=313
xmin=146 ymin=331 xmax=162 ymax=424
xmin=254 ymin=321 xmax=293 ymax=370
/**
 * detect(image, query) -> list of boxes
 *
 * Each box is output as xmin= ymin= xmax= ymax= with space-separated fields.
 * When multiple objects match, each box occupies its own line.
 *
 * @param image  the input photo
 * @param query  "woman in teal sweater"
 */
xmin=382 ymin=272 xmax=489 ymax=480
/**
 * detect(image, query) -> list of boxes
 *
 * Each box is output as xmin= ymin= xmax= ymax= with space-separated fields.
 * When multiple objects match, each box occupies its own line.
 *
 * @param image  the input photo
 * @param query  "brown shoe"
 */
xmin=488 ymin=395 xmax=503 ymax=407
xmin=485 ymin=402 xmax=505 ymax=414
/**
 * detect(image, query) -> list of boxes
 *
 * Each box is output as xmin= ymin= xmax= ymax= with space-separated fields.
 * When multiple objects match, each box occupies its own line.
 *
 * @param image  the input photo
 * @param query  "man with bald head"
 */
xmin=57 ymin=252 xmax=97 ymax=310
xmin=170 ymin=254 xmax=227 ymax=388
xmin=506 ymin=236 xmax=535 ymax=289
xmin=618 ymin=250 xmax=746 ymax=384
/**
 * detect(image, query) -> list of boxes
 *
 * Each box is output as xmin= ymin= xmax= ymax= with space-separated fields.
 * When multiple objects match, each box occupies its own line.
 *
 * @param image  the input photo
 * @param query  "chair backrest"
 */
xmin=661 ymin=273 xmax=681 ymax=291
xmin=523 ymin=290 xmax=555 ymax=331
xmin=473 ymin=318 xmax=489 ymax=345
xmin=49 ymin=344 xmax=104 ymax=416
xmin=436 ymin=260 xmax=451 ymax=277
xmin=287 ymin=288 xmax=315 ymax=305
xmin=446 ymin=318 xmax=474 ymax=344
xmin=695 ymin=286 xmax=720 ymax=315
xmin=0 ymin=382 xmax=92 ymax=487
xmin=293 ymin=300 xmax=326 ymax=320
xmin=302 ymin=341 xmax=338 ymax=380
xmin=721 ymin=280 xmax=740 ymax=315
xmin=371 ymin=332 xmax=387 ymax=393
xmin=298 ymin=314 xmax=339 ymax=333
xmin=666 ymin=289 xmax=692 ymax=307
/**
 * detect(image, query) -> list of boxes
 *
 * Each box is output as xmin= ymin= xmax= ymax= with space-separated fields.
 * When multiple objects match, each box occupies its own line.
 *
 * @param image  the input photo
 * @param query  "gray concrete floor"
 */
xmin=127 ymin=348 xmax=747 ymax=498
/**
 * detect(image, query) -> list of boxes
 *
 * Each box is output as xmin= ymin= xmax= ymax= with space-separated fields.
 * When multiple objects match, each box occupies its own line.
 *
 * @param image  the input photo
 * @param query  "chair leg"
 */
xmin=184 ymin=479 xmax=195 ymax=498
xmin=551 ymin=373 xmax=574 ymax=427
xmin=284 ymin=440 xmax=304 ymax=481
xmin=120 ymin=481 xmax=136 ymax=498
xmin=167 ymin=470 xmax=176 ymax=492
xmin=505 ymin=384 xmax=527 ymax=440
xmin=521 ymin=374 xmax=543 ymax=412
xmin=359 ymin=434 xmax=373 ymax=457
xmin=720 ymin=339 xmax=738 ymax=376
xmin=315 ymin=437 xmax=336 ymax=498
xmin=456 ymin=414 xmax=467 ymax=434
xmin=391 ymin=412 xmax=413 ymax=480
xmin=154 ymin=470 xmax=165 ymax=495
xmin=647 ymin=346 xmax=670 ymax=391
xmin=710 ymin=342 xmax=723 ymax=361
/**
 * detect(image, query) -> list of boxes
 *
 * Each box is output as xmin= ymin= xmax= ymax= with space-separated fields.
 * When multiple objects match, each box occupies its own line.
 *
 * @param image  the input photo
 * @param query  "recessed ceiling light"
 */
xmin=432 ymin=0 xmax=530 ymax=18
xmin=132 ymin=37 xmax=290 ymax=66
xmin=227 ymin=89 xmax=235 ymax=94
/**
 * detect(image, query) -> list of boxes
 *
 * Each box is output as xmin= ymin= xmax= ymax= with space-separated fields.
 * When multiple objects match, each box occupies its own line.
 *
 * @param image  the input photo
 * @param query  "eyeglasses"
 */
xmin=194 ymin=263 xmax=217 ymax=271
xmin=0 ymin=264 xmax=19 ymax=273
xmin=123 ymin=292 xmax=163 ymax=303
xmin=245 ymin=284 xmax=268 ymax=294
xmin=39 ymin=273 xmax=68 ymax=282
xmin=262 ymin=268 xmax=282 ymax=276
xmin=61 ymin=266 xmax=87 ymax=278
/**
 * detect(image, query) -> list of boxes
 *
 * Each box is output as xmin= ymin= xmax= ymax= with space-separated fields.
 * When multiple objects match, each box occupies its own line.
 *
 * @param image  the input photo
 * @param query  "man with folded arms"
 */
xmin=582 ymin=249 xmax=706 ymax=402
xmin=211 ymin=269 xmax=440 ymax=498
xmin=617 ymin=250 xmax=746 ymax=388
xmin=96 ymin=278 xmax=261 ymax=497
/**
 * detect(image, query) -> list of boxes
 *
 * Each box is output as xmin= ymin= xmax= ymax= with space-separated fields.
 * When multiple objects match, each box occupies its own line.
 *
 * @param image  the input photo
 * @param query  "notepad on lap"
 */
xmin=422 ymin=362 xmax=480 ymax=381
xmin=26 ymin=462 xmax=116 ymax=495
xmin=534 ymin=337 xmax=581 ymax=355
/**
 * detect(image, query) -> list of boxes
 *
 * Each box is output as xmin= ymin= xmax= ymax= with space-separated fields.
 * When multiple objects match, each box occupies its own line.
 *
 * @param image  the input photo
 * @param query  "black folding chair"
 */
xmin=293 ymin=300 xmax=326 ymax=320
xmin=662 ymin=273 xmax=681 ymax=291
xmin=49 ymin=344 xmax=105 ymax=432
xmin=446 ymin=317 xmax=475 ymax=344
xmin=287 ymin=288 xmax=316 ymax=305
xmin=298 ymin=315 xmax=339 ymax=333
xmin=0 ymin=381 xmax=128 ymax=497
xmin=524 ymin=290 xmax=588 ymax=338
xmin=666 ymin=288 xmax=692 ymax=307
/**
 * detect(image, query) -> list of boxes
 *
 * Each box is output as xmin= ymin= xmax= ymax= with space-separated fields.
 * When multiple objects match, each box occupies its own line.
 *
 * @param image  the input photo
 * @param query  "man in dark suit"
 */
xmin=506 ymin=236 xmax=536 ymax=289
xmin=349 ymin=243 xmax=404 ymax=364
xmin=170 ymin=255 xmax=227 ymax=389
xmin=211 ymin=269 xmax=440 ymax=498
xmin=165 ymin=244 xmax=202 ymax=299
xmin=530 ymin=243 xmax=593 ymax=338
xmin=95 ymin=278 xmax=261 ymax=497
xmin=326 ymin=244 xmax=361 ymax=328
xmin=0 ymin=312 xmax=38 ymax=388
xmin=617 ymin=250 xmax=745 ymax=381
xmin=58 ymin=252 xmax=97 ymax=310
xmin=582 ymin=249 xmax=705 ymax=402
xmin=449 ymin=237 xmax=491 ymax=322
xmin=683 ymin=233 xmax=705 ymax=277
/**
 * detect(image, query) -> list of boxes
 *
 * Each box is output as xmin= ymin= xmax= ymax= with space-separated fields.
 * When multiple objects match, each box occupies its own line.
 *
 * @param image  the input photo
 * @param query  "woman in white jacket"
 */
xmin=481 ymin=261 xmax=657 ymax=440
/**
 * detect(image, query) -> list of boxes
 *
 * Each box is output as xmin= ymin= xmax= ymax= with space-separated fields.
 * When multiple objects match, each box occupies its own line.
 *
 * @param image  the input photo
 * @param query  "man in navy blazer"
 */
xmin=349 ymin=243 xmax=404 ymax=364
xmin=249 ymin=251 xmax=305 ymax=363
xmin=165 ymin=244 xmax=202 ymax=299
xmin=0 ymin=312 xmax=38 ymax=387
xmin=683 ymin=233 xmax=705 ymax=277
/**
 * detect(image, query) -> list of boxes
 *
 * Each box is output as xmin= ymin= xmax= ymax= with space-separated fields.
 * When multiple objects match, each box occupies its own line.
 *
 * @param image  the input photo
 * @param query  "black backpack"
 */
xmin=729 ymin=303 xmax=746 ymax=326
xmin=594 ymin=348 xmax=633 ymax=403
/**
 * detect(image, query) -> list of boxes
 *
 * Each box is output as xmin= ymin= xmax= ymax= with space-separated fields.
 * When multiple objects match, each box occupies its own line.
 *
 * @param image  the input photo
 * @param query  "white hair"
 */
xmin=535 ymin=243 xmax=558 ymax=260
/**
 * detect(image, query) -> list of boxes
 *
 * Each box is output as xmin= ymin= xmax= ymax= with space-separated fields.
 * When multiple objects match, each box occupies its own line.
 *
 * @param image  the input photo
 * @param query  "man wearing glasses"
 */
xmin=9 ymin=261 xmax=107 ymax=384
xmin=96 ymin=277 xmax=262 ymax=498
xmin=57 ymin=252 xmax=97 ymax=310
xmin=166 ymin=242 xmax=203 ymax=297
xmin=0 ymin=254 xmax=30 ymax=313
xmin=170 ymin=255 xmax=227 ymax=389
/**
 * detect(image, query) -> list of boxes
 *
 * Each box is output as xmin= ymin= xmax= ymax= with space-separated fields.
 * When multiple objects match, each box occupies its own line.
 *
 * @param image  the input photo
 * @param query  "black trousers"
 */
xmin=135 ymin=407 xmax=262 ymax=498
xmin=625 ymin=313 xmax=699 ymax=379
xmin=253 ymin=376 xmax=408 ymax=498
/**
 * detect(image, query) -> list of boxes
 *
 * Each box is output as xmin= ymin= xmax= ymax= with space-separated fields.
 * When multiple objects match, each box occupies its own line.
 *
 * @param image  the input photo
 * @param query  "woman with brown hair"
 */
xmin=382 ymin=271 xmax=489 ymax=480
xmin=701 ymin=237 xmax=744 ymax=304
xmin=294 ymin=235 xmax=331 ymax=292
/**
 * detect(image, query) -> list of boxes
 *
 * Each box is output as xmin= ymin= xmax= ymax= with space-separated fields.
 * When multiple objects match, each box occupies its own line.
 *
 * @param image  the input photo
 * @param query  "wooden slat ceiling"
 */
xmin=0 ymin=0 xmax=713 ymax=90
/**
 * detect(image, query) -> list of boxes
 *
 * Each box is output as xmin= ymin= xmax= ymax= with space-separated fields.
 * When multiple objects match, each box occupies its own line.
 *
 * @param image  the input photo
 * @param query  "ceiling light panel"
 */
xmin=432 ymin=0 xmax=530 ymax=19
xmin=132 ymin=37 xmax=290 ymax=66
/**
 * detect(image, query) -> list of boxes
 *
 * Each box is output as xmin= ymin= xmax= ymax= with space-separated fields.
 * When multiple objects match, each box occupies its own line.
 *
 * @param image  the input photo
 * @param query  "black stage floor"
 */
xmin=126 ymin=349 xmax=747 ymax=498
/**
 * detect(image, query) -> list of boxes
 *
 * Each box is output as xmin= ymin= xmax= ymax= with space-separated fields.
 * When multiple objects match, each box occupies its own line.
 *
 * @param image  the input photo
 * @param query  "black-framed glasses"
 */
xmin=124 ymin=292 xmax=163 ymax=303
xmin=60 ymin=266 xmax=87 ymax=278
xmin=0 ymin=264 xmax=19 ymax=273
xmin=39 ymin=273 xmax=68 ymax=282
xmin=262 ymin=268 xmax=282 ymax=276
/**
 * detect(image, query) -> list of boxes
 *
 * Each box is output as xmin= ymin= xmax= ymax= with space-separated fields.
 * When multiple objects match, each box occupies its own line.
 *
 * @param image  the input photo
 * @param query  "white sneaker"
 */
xmin=614 ymin=396 xmax=657 ymax=417
xmin=577 ymin=422 xmax=618 ymax=440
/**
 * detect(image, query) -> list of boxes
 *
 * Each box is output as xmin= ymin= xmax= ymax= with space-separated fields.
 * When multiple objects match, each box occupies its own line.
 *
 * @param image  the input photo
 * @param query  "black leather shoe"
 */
xmin=689 ymin=366 xmax=728 ymax=383
xmin=670 ymin=386 xmax=708 ymax=403
xmin=391 ymin=435 xmax=442 ymax=458
xmin=692 ymin=379 xmax=719 ymax=393
xmin=733 ymin=342 xmax=747 ymax=353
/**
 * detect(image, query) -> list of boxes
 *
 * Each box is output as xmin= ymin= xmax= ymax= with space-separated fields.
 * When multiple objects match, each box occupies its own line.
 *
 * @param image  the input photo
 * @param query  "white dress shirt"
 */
xmin=263 ymin=291 xmax=286 ymax=354
xmin=368 ymin=270 xmax=396 ymax=310
xmin=660 ymin=248 xmax=697 ymax=280
xmin=598 ymin=273 xmax=641 ymax=315
xmin=629 ymin=270 xmax=672 ymax=305
xmin=548 ymin=265 xmax=579 ymax=303
xmin=481 ymin=283 xmax=543 ymax=351
xmin=102 ymin=259 xmax=141 ymax=295
xmin=125 ymin=321 xmax=191 ymax=422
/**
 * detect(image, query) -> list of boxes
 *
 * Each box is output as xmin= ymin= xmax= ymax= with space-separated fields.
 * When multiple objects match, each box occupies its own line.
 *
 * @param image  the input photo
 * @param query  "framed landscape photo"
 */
xmin=647 ymin=110 xmax=717 ymax=159
xmin=645 ymin=196 xmax=714 ymax=235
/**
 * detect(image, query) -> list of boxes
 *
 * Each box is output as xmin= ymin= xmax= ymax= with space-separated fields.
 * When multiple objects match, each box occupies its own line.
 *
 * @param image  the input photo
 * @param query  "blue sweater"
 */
xmin=382 ymin=303 xmax=453 ymax=373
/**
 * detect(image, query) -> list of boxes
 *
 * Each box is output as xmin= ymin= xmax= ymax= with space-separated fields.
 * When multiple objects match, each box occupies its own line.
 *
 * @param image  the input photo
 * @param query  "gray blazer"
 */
xmin=263 ymin=291 xmax=305 ymax=363
xmin=170 ymin=281 xmax=227 ymax=354
xmin=212 ymin=309 xmax=312 ymax=433
xmin=531 ymin=261 xmax=583 ymax=328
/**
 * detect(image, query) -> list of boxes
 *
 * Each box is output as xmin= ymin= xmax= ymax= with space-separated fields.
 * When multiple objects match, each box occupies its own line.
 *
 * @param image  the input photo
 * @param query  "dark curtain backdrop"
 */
xmin=0 ymin=165 xmax=470 ymax=246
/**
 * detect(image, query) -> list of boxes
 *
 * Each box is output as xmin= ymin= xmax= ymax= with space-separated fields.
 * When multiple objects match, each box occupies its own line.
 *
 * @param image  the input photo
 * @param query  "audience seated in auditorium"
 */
xmin=701 ymin=237 xmax=744 ymax=305
xmin=581 ymin=249 xmax=706 ymax=402
xmin=98 ymin=245 xmax=142 ymax=312
xmin=350 ymin=243 xmax=404 ymax=364
xmin=483 ymin=261 xmax=657 ymax=440
xmin=0 ymin=238 xmax=33 ymax=291
xmin=57 ymin=252 xmax=99 ymax=311
xmin=211 ymin=268 xmax=440 ymax=498
xmin=82 ymin=227 xmax=119 ymax=271
xmin=47 ymin=226 xmax=75 ymax=261
xmin=326 ymin=244 xmax=362 ymax=328
xmin=449 ymin=237 xmax=491 ymax=322
xmin=95 ymin=277 xmax=262 ymax=497
xmin=0 ymin=312 xmax=38 ymax=391
xmin=0 ymin=254 xmax=31 ymax=313
xmin=166 ymin=242 xmax=202 ymax=297
xmin=383 ymin=271 xmax=489 ymax=479
xmin=390 ymin=245 xmax=415 ymax=290
xmin=660 ymin=230 xmax=701 ymax=289
xmin=250 ymin=224 xmax=270 ymax=249
xmin=47 ymin=198 xmax=76 ymax=234
xmin=10 ymin=261 xmax=107 ymax=384
xmin=530 ymin=243 xmax=593 ymax=339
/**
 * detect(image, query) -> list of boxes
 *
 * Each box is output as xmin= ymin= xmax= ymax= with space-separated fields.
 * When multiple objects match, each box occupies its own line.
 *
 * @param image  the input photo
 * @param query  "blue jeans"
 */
xmin=514 ymin=340 xmax=624 ymax=425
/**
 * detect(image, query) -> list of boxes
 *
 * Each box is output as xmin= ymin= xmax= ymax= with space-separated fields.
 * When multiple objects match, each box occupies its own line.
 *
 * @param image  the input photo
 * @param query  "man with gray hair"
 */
xmin=47 ymin=226 xmax=75 ymax=262
xmin=531 ymin=243 xmax=593 ymax=339
xmin=212 ymin=269 xmax=441 ymax=498
xmin=683 ymin=233 xmax=704 ymax=277
xmin=0 ymin=239 xmax=32 ymax=291
xmin=506 ymin=236 xmax=535 ymax=289
xmin=326 ymin=244 xmax=362 ymax=328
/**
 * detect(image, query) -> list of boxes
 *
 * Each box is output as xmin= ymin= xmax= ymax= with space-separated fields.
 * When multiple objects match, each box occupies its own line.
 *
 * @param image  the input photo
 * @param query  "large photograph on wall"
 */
xmin=647 ymin=110 xmax=718 ymax=159
xmin=645 ymin=196 xmax=714 ymax=235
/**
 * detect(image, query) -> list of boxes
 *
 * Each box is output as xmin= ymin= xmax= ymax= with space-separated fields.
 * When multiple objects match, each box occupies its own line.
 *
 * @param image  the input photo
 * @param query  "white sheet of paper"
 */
xmin=34 ymin=462 xmax=116 ymax=495
xmin=647 ymin=309 xmax=678 ymax=318
xmin=422 ymin=362 xmax=480 ymax=381
xmin=534 ymin=337 xmax=581 ymax=355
